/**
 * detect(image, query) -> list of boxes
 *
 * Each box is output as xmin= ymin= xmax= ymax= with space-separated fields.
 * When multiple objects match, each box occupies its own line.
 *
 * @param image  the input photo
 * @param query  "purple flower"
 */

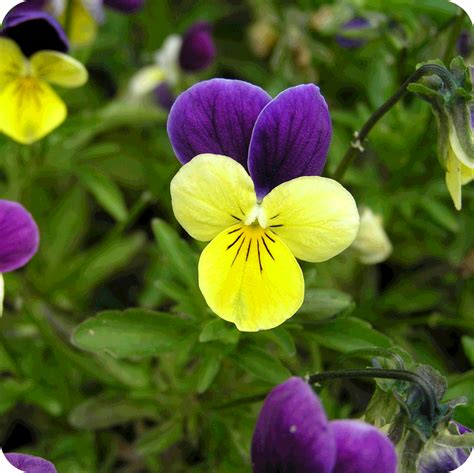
xmin=168 ymin=79 xmax=331 ymax=198
xmin=6 ymin=453 xmax=57 ymax=472
xmin=1 ymin=4 xmax=69 ymax=56
xmin=251 ymin=377 xmax=397 ymax=473
xmin=457 ymin=30 xmax=473 ymax=58
xmin=179 ymin=21 xmax=216 ymax=73
xmin=0 ymin=200 xmax=39 ymax=273
xmin=336 ymin=17 xmax=370 ymax=49
xmin=103 ymin=0 xmax=145 ymax=13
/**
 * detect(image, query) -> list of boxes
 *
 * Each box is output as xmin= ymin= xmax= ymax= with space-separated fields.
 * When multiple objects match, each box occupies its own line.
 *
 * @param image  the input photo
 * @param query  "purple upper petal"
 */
xmin=103 ymin=0 xmax=145 ymax=13
xmin=248 ymin=84 xmax=332 ymax=198
xmin=1 ymin=4 xmax=68 ymax=56
xmin=251 ymin=377 xmax=336 ymax=473
xmin=331 ymin=420 xmax=397 ymax=473
xmin=5 ymin=453 xmax=57 ymax=473
xmin=179 ymin=21 xmax=216 ymax=72
xmin=0 ymin=200 xmax=39 ymax=273
xmin=167 ymin=79 xmax=271 ymax=167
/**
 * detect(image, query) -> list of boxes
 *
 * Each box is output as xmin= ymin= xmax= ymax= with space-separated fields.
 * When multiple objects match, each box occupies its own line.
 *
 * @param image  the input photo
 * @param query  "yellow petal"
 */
xmin=0 ymin=38 xmax=27 ymax=88
xmin=128 ymin=66 xmax=166 ymax=97
xmin=31 ymin=51 xmax=88 ymax=87
xmin=260 ymin=176 xmax=360 ymax=262
xmin=66 ymin=0 xmax=98 ymax=46
xmin=170 ymin=154 xmax=257 ymax=241
xmin=461 ymin=162 xmax=474 ymax=186
xmin=446 ymin=148 xmax=462 ymax=211
xmin=199 ymin=223 xmax=304 ymax=332
xmin=0 ymin=78 xmax=66 ymax=144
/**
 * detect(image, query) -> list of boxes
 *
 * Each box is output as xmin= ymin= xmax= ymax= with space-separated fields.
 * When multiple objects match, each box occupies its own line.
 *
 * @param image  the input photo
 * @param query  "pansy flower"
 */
xmin=0 ymin=200 xmax=39 ymax=313
xmin=128 ymin=21 xmax=216 ymax=109
xmin=251 ymin=377 xmax=397 ymax=473
xmin=0 ymin=7 xmax=87 ymax=144
xmin=11 ymin=0 xmax=144 ymax=46
xmin=6 ymin=452 xmax=57 ymax=472
xmin=167 ymin=79 xmax=359 ymax=331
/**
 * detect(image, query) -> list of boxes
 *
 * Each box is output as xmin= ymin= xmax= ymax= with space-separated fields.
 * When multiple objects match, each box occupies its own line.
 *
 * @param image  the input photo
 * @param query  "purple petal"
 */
xmin=331 ymin=420 xmax=397 ymax=473
xmin=251 ymin=377 xmax=336 ymax=473
xmin=167 ymin=79 xmax=271 ymax=167
xmin=179 ymin=21 xmax=216 ymax=72
xmin=5 ymin=453 xmax=57 ymax=473
xmin=154 ymin=82 xmax=175 ymax=111
xmin=103 ymin=0 xmax=145 ymax=13
xmin=1 ymin=5 xmax=68 ymax=56
xmin=0 ymin=200 xmax=39 ymax=273
xmin=248 ymin=84 xmax=332 ymax=198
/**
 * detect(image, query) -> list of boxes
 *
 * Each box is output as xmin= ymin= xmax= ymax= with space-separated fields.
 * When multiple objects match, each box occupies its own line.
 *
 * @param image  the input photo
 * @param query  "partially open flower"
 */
xmin=0 ymin=8 xmax=87 ymax=144
xmin=0 ymin=200 xmax=39 ymax=313
xmin=168 ymin=79 xmax=359 ymax=331
xmin=418 ymin=424 xmax=471 ymax=473
xmin=351 ymin=207 xmax=392 ymax=264
xmin=6 ymin=452 xmax=56 ymax=472
xmin=336 ymin=17 xmax=371 ymax=49
xmin=409 ymin=58 xmax=474 ymax=210
xmin=128 ymin=22 xmax=216 ymax=109
xmin=251 ymin=377 xmax=397 ymax=473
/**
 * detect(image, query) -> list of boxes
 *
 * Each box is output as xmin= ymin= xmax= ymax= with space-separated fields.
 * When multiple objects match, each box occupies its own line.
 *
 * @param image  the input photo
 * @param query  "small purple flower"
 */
xmin=0 ymin=200 xmax=39 ymax=273
xmin=6 ymin=452 xmax=57 ymax=472
xmin=336 ymin=17 xmax=370 ymax=49
xmin=179 ymin=21 xmax=216 ymax=73
xmin=103 ymin=0 xmax=145 ymax=13
xmin=251 ymin=377 xmax=397 ymax=473
xmin=457 ymin=30 xmax=473 ymax=58
xmin=1 ymin=4 xmax=69 ymax=56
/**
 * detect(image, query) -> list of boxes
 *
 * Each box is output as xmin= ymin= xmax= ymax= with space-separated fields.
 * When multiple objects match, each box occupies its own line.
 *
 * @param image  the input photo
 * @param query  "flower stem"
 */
xmin=333 ymin=64 xmax=456 ymax=181
xmin=64 ymin=0 xmax=74 ymax=38
xmin=307 ymin=368 xmax=438 ymax=420
xmin=436 ymin=433 xmax=474 ymax=448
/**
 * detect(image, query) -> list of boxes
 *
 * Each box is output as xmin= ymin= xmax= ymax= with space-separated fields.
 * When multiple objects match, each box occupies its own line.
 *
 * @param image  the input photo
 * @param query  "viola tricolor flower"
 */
xmin=6 ymin=452 xmax=57 ymax=472
xmin=0 ymin=200 xmax=39 ymax=313
xmin=128 ymin=21 xmax=216 ymax=109
xmin=251 ymin=377 xmax=397 ymax=473
xmin=167 ymin=79 xmax=359 ymax=331
xmin=0 ymin=6 xmax=87 ymax=144
xmin=351 ymin=207 xmax=392 ymax=265
xmin=11 ymin=0 xmax=144 ymax=46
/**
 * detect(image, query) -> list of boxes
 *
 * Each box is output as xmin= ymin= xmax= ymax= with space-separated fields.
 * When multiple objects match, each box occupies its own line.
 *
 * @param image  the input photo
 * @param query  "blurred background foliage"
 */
xmin=0 ymin=0 xmax=473 ymax=471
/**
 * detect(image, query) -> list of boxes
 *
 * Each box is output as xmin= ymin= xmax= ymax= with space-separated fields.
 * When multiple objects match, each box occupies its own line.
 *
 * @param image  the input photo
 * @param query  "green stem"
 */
xmin=64 ymin=0 xmax=74 ymax=38
xmin=307 ymin=368 xmax=438 ymax=420
xmin=333 ymin=64 xmax=456 ymax=181
xmin=436 ymin=433 xmax=474 ymax=448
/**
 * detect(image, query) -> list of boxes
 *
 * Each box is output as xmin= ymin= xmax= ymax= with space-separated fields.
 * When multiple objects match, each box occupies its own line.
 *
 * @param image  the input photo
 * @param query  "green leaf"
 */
xmin=69 ymin=395 xmax=158 ymax=429
xmin=72 ymin=308 xmax=196 ymax=358
xmin=196 ymin=354 xmax=222 ymax=394
xmin=307 ymin=317 xmax=392 ymax=353
xmin=135 ymin=421 xmax=182 ymax=456
xmin=299 ymin=289 xmax=355 ymax=319
xmin=462 ymin=336 xmax=474 ymax=366
xmin=77 ymin=165 xmax=128 ymax=222
xmin=234 ymin=344 xmax=291 ymax=384
xmin=199 ymin=319 xmax=240 ymax=345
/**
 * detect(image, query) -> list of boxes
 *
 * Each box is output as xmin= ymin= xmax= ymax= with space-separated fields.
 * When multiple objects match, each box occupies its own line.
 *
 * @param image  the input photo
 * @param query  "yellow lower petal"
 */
xmin=260 ymin=176 xmax=360 ymax=262
xmin=171 ymin=154 xmax=257 ymax=241
xmin=199 ymin=223 xmax=304 ymax=332
xmin=0 ymin=78 xmax=66 ymax=144
xmin=31 ymin=51 xmax=88 ymax=88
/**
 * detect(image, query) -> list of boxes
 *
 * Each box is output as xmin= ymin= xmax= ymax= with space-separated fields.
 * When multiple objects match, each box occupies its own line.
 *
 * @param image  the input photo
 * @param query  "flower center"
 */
xmin=243 ymin=204 xmax=267 ymax=227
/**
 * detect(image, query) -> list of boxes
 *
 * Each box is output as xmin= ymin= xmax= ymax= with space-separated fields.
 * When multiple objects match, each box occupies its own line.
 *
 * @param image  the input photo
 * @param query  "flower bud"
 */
xmin=351 ymin=207 xmax=392 ymax=265
xmin=179 ymin=21 xmax=216 ymax=72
